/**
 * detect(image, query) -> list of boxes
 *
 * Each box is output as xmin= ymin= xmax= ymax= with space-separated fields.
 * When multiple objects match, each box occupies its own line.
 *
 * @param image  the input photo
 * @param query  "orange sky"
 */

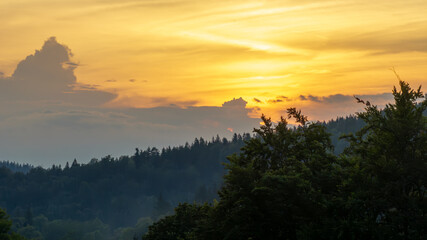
xmin=1 ymin=0 xmax=427 ymax=120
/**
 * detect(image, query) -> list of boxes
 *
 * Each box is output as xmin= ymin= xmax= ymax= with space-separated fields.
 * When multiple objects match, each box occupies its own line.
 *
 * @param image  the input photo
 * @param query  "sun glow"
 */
xmin=1 ymin=0 xmax=427 ymax=121
xmin=181 ymin=31 xmax=301 ymax=54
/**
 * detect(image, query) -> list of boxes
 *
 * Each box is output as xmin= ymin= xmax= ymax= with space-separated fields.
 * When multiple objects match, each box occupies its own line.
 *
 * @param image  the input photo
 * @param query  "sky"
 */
xmin=1 ymin=0 xmax=426 ymax=166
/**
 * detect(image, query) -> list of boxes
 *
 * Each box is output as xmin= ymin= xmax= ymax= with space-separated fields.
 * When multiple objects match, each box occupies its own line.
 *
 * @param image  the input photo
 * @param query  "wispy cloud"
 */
xmin=180 ymin=31 xmax=301 ymax=54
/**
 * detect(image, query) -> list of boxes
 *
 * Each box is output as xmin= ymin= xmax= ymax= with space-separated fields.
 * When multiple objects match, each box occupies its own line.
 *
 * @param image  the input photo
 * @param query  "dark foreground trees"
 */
xmin=341 ymin=80 xmax=427 ymax=238
xmin=143 ymin=80 xmax=426 ymax=240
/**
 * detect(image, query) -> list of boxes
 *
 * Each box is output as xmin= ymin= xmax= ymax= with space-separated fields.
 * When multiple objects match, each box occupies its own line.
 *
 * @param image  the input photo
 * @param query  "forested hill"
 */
xmin=0 ymin=116 xmax=365 ymax=219
xmin=0 ymin=134 xmax=250 ymax=229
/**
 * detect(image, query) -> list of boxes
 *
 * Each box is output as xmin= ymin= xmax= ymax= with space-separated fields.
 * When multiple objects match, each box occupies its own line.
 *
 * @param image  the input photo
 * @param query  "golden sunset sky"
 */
xmin=1 ymin=0 xmax=427 ymax=120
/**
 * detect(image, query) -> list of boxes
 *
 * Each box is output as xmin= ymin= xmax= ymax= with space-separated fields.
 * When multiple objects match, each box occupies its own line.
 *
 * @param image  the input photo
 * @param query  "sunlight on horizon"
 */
xmin=1 ymin=0 xmax=427 ymax=120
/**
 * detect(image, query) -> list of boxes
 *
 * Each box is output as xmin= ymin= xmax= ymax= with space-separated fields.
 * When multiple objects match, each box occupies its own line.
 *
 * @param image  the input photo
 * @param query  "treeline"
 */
xmin=0 ymin=134 xmax=250 ymax=239
xmin=0 ymin=161 xmax=32 ymax=173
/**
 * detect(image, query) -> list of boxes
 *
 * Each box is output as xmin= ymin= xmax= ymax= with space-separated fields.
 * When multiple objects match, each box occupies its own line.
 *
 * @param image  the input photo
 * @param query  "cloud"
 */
xmin=0 ymin=37 xmax=116 ymax=106
xmin=292 ymin=92 xmax=395 ymax=121
xmin=222 ymin=97 xmax=247 ymax=108
xmin=253 ymin=98 xmax=262 ymax=103
xmin=254 ymin=96 xmax=289 ymax=104
xmin=0 ymin=97 xmax=259 ymax=166
xmin=267 ymin=99 xmax=283 ymax=103
xmin=109 ymin=95 xmax=200 ymax=108
xmin=277 ymin=95 xmax=289 ymax=100
xmin=299 ymin=95 xmax=325 ymax=102
xmin=307 ymin=95 xmax=321 ymax=102
xmin=298 ymin=93 xmax=393 ymax=105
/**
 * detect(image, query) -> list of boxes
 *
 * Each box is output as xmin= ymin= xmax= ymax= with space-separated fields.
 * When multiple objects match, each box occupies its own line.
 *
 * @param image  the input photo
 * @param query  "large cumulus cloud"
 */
xmin=0 ymin=37 xmax=116 ymax=105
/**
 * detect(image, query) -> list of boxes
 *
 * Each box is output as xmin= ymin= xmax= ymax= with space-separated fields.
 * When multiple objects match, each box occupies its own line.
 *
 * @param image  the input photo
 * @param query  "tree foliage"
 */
xmin=341 ymin=80 xmax=427 ymax=238
xmin=205 ymin=109 xmax=339 ymax=240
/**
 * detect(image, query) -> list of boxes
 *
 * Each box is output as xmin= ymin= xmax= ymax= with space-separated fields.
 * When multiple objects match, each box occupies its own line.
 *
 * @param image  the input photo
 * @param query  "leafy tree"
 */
xmin=342 ymin=79 xmax=427 ymax=238
xmin=205 ymin=109 xmax=339 ymax=240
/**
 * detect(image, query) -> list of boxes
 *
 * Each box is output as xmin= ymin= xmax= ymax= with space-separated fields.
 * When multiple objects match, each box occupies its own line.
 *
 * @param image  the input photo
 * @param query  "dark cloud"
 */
xmin=105 ymin=79 xmax=117 ymax=82
xmin=307 ymin=95 xmax=321 ymax=102
xmin=277 ymin=95 xmax=289 ymax=100
xmin=265 ymin=96 xmax=290 ymax=104
xmin=65 ymin=62 xmax=79 ymax=67
xmin=76 ymin=84 xmax=100 ymax=90
xmin=124 ymin=97 xmax=256 ymax=129
xmin=353 ymin=93 xmax=394 ymax=104
xmin=0 ymin=97 xmax=259 ymax=166
xmin=293 ymin=92 xmax=396 ymax=122
xmin=298 ymin=93 xmax=393 ymax=105
xmin=128 ymin=79 xmax=148 ymax=83
xmin=222 ymin=97 xmax=247 ymax=108
xmin=322 ymin=94 xmax=353 ymax=103
xmin=0 ymin=37 xmax=116 ymax=106
xmin=253 ymin=98 xmax=262 ymax=103
xmin=268 ymin=99 xmax=283 ymax=103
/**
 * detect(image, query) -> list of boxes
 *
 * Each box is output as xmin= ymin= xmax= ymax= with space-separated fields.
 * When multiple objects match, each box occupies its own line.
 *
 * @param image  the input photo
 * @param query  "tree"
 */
xmin=71 ymin=158 xmax=79 ymax=168
xmin=343 ymin=79 xmax=427 ymax=238
xmin=205 ymin=109 xmax=339 ymax=240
